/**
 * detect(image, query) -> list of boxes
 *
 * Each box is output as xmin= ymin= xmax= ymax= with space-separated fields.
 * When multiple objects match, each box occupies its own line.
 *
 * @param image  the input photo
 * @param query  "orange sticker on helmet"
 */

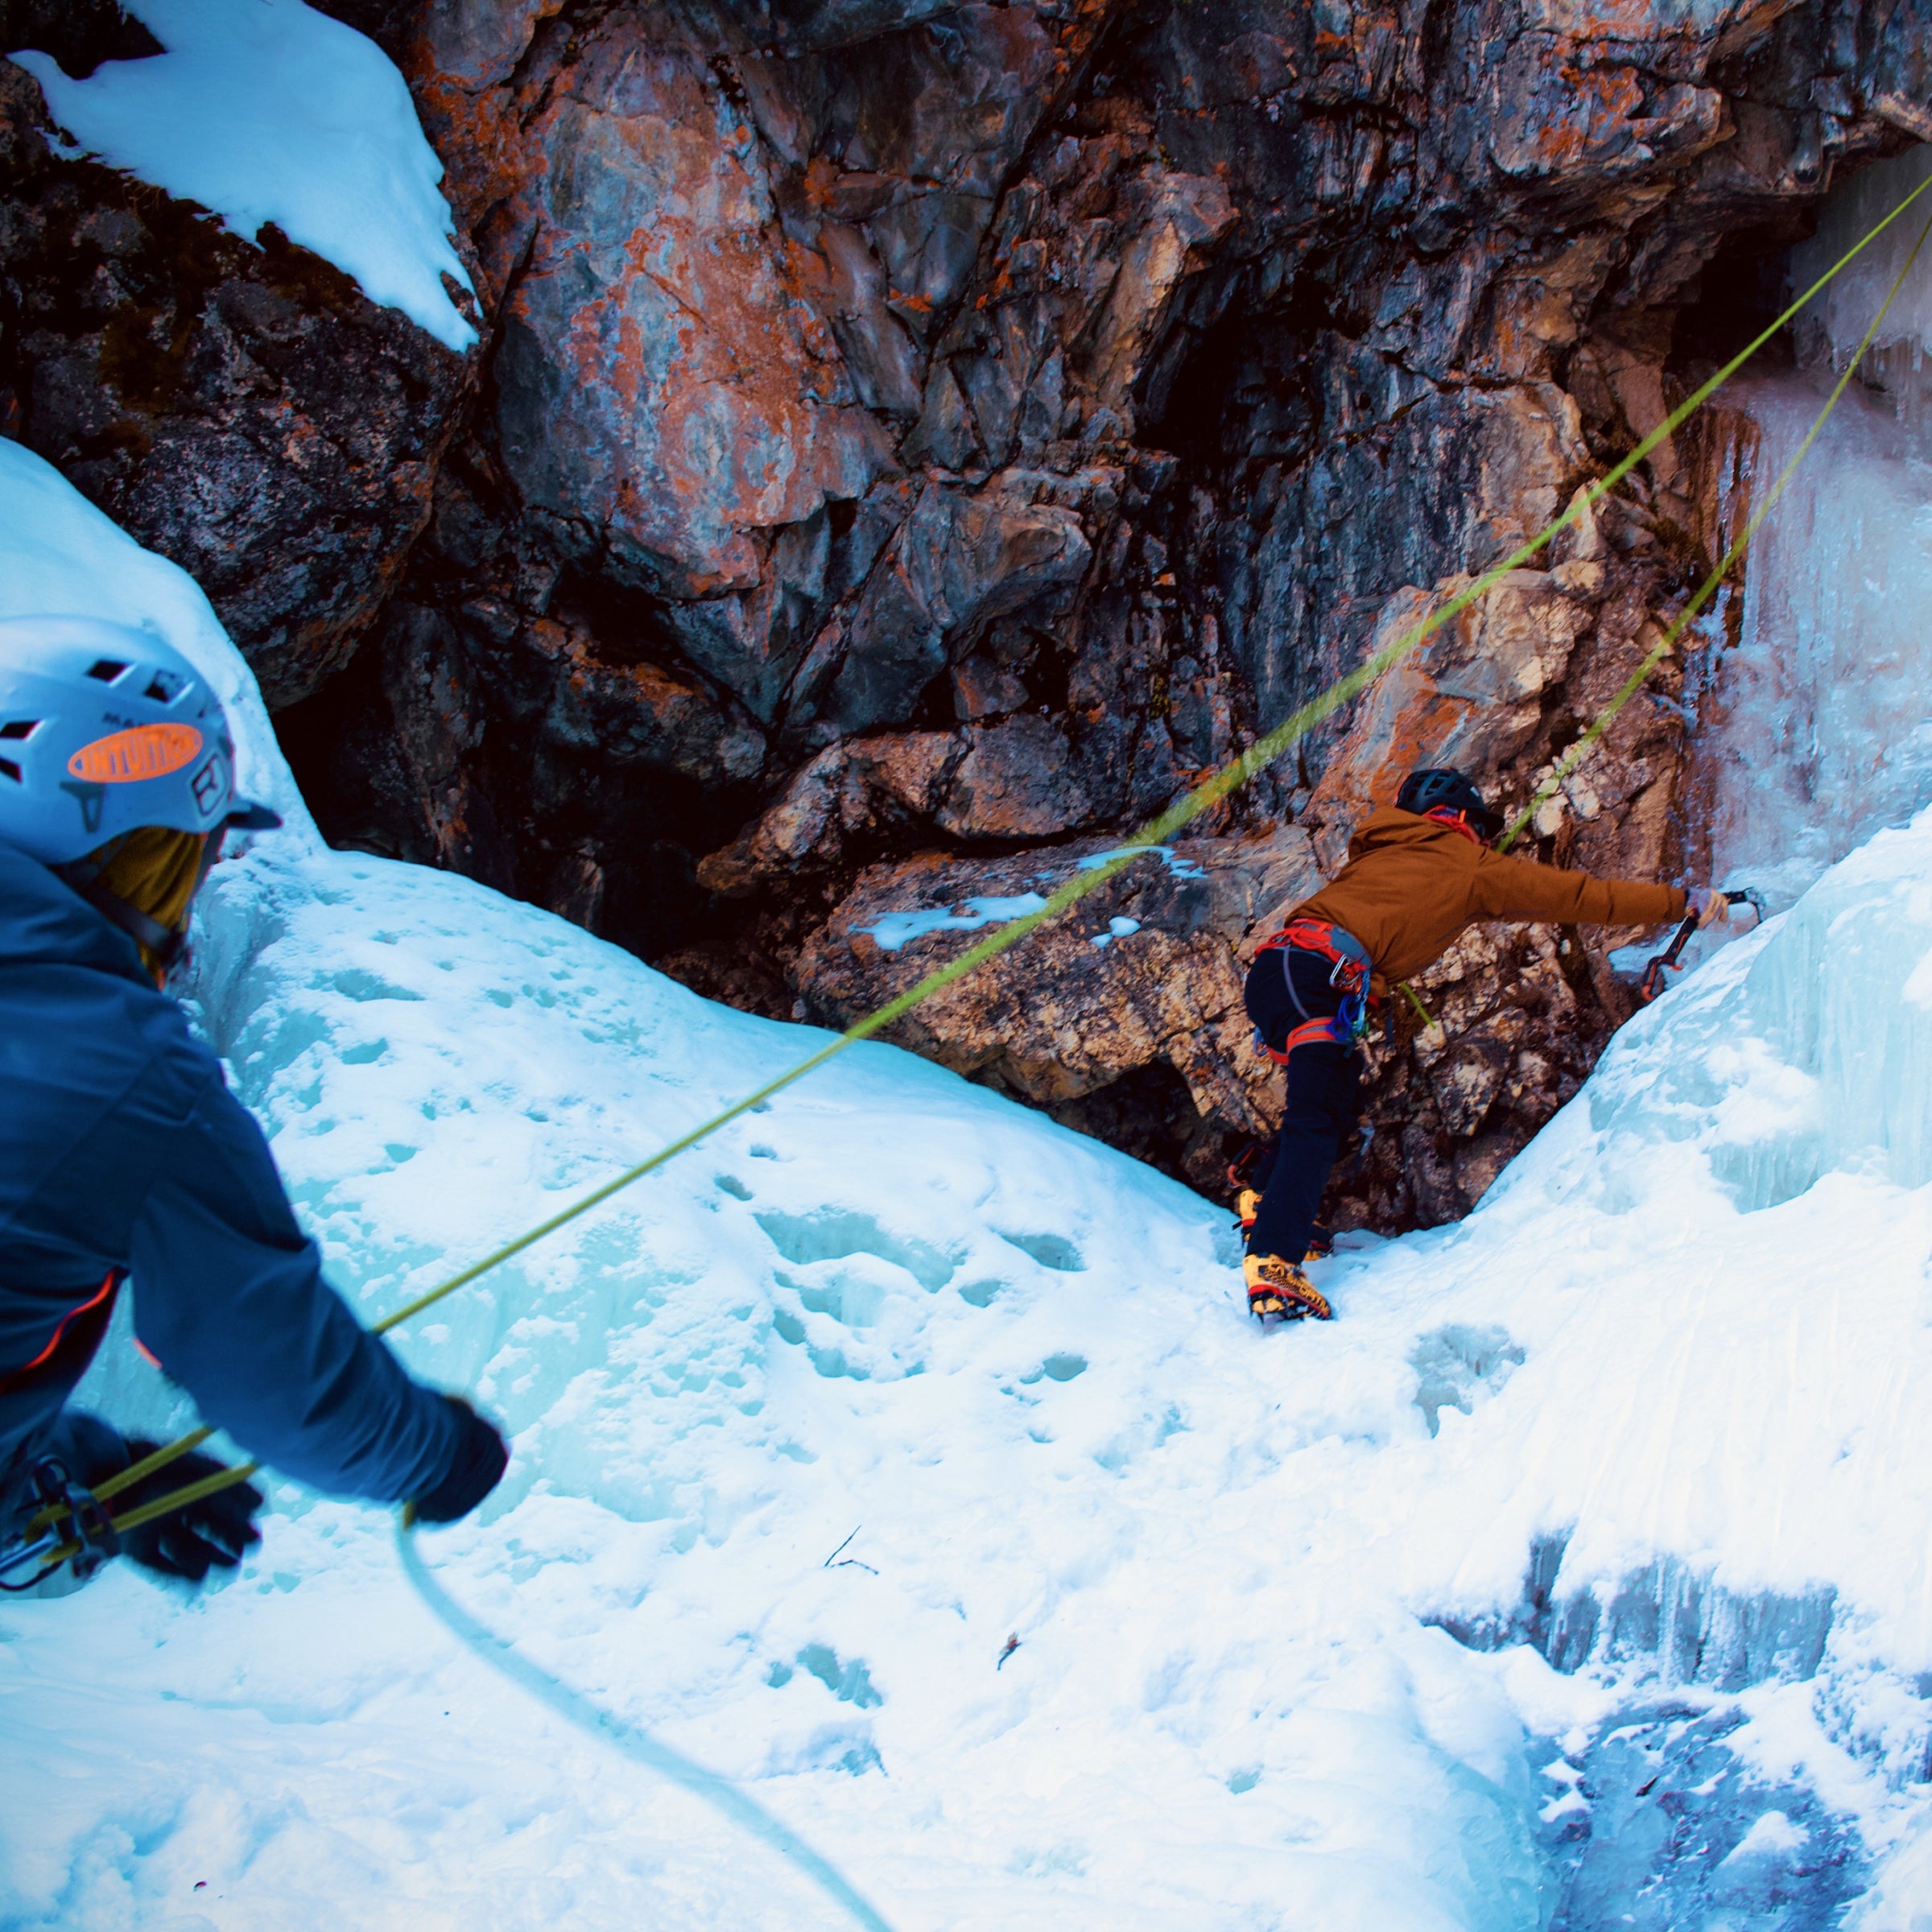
xmin=67 ymin=722 xmax=204 ymax=784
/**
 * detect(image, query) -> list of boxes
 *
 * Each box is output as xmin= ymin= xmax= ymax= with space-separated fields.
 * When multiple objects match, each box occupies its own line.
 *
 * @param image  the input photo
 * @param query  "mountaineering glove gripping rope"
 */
xmin=21 ymin=167 xmax=1932 ymax=1567
xmin=115 ymin=1439 xmax=264 ymax=1581
xmin=0 ymin=1423 xmax=263 ymax=1591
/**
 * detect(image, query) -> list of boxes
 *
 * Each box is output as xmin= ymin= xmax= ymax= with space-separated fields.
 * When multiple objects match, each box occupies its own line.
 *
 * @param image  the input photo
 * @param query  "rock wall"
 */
xmin=4 ymin=0 xmax=1926 ymax=1225
xmin=0 ymin=20 xmax=481 ymax=707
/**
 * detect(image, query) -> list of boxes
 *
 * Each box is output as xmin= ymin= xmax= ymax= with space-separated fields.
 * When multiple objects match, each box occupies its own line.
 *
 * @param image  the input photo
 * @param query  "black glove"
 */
xmin=114 ymin=1437 xmax=264 ymax=1583
xmin=411 ymin=1397 xmax=508 ymax=1525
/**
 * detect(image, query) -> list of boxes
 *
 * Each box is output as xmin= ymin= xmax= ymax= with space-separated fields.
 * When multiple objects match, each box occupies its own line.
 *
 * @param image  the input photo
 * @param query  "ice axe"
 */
xmin=1637 ymin=889 xmax=1767 ymax=1003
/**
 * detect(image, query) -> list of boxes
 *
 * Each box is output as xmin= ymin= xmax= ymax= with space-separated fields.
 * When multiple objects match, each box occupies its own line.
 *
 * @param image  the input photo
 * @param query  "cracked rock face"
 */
xmin=5 ymin=0 xmax=1925 ymax=1225
xmin=246 ymin=0 xmax=1932 ymax=1209
xmin=792 ymin=831 xmax=1322 ymax=1175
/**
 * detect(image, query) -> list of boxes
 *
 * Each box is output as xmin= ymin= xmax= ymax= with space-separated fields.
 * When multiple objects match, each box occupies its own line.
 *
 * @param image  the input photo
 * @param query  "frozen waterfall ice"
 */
xmin=1687 ymin=145 xmax=1932 ymax=916
xmin=1792 ymin=145 xmax=1932 ymax=431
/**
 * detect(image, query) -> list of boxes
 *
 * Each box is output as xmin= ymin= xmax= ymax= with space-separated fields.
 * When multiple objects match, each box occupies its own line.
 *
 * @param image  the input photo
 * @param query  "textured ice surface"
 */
xmin=1692 ymin=374 xmax=1932 ymax=914
xmin=17 ymin=793 xmax=1927 ymax=1930
xmin=1791 ymin=145 xmax=1932 ymax=429
xmin=8 ymin=0 xmax=477 ymax=350
xmin=0 ymin=445 xmax=1563 ymax=1930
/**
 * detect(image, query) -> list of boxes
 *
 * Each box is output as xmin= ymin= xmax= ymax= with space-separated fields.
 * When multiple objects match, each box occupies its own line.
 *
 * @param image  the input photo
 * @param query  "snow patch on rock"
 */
xmin=10 ymin=0 xmax=477 ymax=351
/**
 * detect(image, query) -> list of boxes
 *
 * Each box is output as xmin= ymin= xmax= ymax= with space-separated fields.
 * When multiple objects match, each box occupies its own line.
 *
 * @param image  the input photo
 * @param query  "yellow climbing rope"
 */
xmin=23 ymin=167 xmax=1932 ymax=1558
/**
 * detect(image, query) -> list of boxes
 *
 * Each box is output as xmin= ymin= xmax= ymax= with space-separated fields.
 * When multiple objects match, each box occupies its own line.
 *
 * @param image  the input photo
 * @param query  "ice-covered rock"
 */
xmin=0 ymin=37 xmax=478 ymax=707
xmin=1793 ymin=146 xmax=1932 ymax=431
xmin=1680 ymin=144 xmax=1932 ymax=915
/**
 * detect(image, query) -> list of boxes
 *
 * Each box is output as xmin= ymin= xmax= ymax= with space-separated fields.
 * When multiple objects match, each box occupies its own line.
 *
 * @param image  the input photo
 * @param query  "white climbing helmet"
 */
xmin=0 ymin=613 xmax=278 ymax=865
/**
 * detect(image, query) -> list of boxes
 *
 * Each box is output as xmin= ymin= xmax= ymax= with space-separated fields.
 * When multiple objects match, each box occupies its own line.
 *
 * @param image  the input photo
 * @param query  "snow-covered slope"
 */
xmin=3 ymin=439 xmax=1932 ymax=1929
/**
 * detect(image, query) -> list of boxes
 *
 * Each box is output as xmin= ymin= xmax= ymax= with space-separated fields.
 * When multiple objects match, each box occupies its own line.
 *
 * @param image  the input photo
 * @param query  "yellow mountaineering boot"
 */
xmin=1243 ymin=1253 xmax=1333 ymax=1323
xmin=1227 ymin=1158 xmax=1332 ymax=1263
xmin=1232 ymin=1191 xmax=1334 ymax=1266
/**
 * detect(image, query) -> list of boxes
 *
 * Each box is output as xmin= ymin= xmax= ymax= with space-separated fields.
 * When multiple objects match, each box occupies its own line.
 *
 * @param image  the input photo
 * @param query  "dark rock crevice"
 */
xmin=0 ymin=0 xmax=160 ymax=80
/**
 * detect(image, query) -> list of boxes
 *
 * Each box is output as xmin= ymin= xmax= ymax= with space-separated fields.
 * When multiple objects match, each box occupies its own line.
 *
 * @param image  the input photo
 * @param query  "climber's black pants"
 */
xmin=1242 ymin=949 xmax=1363 ymax=1265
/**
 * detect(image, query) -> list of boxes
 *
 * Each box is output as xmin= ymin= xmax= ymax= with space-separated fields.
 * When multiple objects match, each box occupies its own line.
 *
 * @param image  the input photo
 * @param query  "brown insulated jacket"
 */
xmin=1288 ymin=807 xmax=1686 ymax=987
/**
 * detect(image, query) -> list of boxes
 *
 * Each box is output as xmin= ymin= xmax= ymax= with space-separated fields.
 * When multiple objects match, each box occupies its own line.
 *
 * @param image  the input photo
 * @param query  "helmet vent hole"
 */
xmin=0 ymin=759 xmax=19 ymax=783
xmin=84 ymin=658 xmax=130 ymax=683
xmin=142 ymin=671 xmax=182 ymax=704
xmin=0 ymin=719 xmax=38 ymax=740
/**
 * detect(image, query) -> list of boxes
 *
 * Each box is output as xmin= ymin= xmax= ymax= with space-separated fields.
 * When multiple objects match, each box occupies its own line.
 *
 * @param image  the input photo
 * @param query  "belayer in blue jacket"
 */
xmin=0 ymin=614 xmax=507 ymax=1593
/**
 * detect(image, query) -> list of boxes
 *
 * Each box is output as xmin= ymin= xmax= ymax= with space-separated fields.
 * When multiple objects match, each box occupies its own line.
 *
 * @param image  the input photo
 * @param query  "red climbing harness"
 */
xmin=1256 ymin=916 xmax=1373 ymax=974
xmin=1263 ymin=1015 xmax=1344 ymax=1061
xmin=1252 ymin=919 xmax=1377 ymax=1062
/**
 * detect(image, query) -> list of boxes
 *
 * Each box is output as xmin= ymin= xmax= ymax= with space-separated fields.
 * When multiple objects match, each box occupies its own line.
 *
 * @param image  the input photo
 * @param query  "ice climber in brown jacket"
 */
xmin=1236 ymin=766 xmax=1732 ymax=1323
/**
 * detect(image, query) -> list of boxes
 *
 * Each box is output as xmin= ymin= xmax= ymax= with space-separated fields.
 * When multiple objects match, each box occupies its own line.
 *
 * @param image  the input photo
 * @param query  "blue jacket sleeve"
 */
xmin=126 ymin=1063 xmax=464 ymax=1504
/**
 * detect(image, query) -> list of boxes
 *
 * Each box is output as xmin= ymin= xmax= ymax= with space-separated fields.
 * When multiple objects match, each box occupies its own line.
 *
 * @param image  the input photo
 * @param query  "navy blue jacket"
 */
xmin=0 ymin=839 xmax=461 ymax=1499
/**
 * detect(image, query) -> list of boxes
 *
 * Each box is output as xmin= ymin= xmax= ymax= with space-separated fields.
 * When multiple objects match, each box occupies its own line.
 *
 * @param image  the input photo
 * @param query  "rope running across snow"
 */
xmin=342 ymin=225 xmax=1932 ymax=1928
xmin=396 ymin=1526 xmax=899 ymax=1932
xmin=24 ymin=164 xmax=1932 ymax=1555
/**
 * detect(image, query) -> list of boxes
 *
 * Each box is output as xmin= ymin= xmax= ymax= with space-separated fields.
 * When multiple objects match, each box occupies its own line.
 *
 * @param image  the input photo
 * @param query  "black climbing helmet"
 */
xmin=1395 ymin=767 xmax=1505 ymax=840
